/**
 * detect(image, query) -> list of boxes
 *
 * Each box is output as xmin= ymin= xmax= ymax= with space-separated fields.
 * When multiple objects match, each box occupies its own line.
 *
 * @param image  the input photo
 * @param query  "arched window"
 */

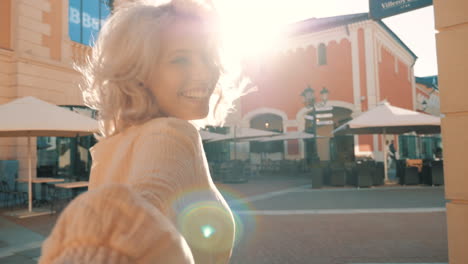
xmin=318 ymin=43 xmax=327 ymax=65
xmin=250 ymin=114 xmax=283 ymax=154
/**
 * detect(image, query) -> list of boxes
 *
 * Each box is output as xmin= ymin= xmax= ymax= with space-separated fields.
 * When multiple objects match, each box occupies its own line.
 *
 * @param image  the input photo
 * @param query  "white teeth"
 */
xmin=182 ymin=90 xmax=209 ymax=99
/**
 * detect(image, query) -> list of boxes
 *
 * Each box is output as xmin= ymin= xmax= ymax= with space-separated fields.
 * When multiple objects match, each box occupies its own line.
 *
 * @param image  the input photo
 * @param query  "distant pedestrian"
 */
xmin=387 ymin=140 xmax=397 ymax=168
xmin=39 ymin=1 xmax=243 ymax=263
xmin=435 ymin=146 xmax=442 ymax=158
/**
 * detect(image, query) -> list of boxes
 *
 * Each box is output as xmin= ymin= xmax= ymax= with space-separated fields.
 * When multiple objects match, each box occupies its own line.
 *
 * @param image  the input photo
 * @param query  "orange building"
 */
xmin=415 ymin=75 xmax=440 ymax=116
xmin=223 ymin=13 xmax=440 ymax=163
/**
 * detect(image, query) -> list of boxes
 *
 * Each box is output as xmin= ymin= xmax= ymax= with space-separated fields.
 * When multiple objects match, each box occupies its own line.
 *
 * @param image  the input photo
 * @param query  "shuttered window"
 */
xmin=318 ymin=43 xmax=327 ymax=65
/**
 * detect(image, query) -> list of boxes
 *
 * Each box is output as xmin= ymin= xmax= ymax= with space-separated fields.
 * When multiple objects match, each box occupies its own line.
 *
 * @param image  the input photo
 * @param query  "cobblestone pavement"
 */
xmin=216 ymin=173 xmax=312 ymax=199
xmin=229 ymin=212 xmax=447 ymax=264
xmin=220 ymin=176 xmax=447 ymax=264
xmin=0 ymin=174 xmax=448 ymax=263
xmin=232 ymin=186 xmax=445 ymax=211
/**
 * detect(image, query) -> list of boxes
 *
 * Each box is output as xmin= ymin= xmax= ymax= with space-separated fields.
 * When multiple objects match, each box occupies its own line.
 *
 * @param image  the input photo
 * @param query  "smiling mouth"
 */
xmin=180 ymin=89 xmax=211 ymax=100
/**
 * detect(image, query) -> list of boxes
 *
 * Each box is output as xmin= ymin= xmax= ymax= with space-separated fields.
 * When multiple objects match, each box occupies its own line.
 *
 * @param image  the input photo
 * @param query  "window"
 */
xmin=69 ymin=0 xmax=111 ymax=46
xmin=399 ymin=135 xmax=418 ymax=159
xmin=37 ymin=106 xmax=97 ymax=180
xmin=203 ymin=126 xmax=230 ymax=163
xmin=318 ymin=43 xmax=327 ymax=65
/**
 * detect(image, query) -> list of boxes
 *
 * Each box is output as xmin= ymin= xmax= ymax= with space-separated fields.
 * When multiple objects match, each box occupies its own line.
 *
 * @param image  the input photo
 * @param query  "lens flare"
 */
xmin=172 ymin=187 xmax=259 ymax=250
xmin=201 ymin=225 xmax=216 ymax=238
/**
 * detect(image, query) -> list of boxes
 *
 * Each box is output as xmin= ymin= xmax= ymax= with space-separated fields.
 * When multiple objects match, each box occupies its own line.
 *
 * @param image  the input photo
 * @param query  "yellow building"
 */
xmin=0 ymin=0 xmax=107 ymax=179
xmin=434 ymin=0 xmax=468 ymax=262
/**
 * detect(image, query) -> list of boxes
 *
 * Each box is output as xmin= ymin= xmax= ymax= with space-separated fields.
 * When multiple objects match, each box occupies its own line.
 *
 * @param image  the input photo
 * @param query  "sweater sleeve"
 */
xmin=126 ymin=118 xmax=199 ymax=216
xmin=39 ymin=184 xmax=194 ymax=264
xmin=127 ymin=119 xmax=235 ymax=264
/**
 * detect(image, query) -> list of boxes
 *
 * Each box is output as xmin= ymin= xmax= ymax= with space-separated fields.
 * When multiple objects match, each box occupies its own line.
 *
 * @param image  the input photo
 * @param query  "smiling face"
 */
xmin=149 ymin=18 xmax=220 ymax=121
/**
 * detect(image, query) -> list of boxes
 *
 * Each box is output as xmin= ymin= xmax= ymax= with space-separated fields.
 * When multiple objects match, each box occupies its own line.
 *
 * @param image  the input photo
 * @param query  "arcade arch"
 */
xmin=296 ymin=101 xmax=355 ymax=161
xmin=248 ymin=113 xmax=285 ymax=162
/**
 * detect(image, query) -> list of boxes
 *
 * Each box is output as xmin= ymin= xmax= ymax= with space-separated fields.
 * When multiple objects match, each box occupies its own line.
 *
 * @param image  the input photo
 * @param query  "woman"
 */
xmin=39 ymin=0 xmax=241 ymax=263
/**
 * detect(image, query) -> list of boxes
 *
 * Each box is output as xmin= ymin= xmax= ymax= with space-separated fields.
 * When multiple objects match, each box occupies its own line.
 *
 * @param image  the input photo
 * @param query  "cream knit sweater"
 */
xmin=39 ymin=118 xmax=235 ymax=264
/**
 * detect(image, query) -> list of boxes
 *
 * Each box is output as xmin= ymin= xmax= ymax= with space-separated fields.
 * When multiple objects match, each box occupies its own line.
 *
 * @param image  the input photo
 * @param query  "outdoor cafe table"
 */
xmin=17 ymin=177 xmax=65 ymax=202
xmin=4 ymin=177 xmax=66 ymax=218
xmin=406 ymin=159 xmax=423 ymax=172
xmin=54 ymin=181 xmax=89 ymax=198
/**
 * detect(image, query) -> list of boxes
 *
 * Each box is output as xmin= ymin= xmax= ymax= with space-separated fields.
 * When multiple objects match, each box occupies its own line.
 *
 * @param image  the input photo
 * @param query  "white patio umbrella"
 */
xmin=333 ymin=101 xmax=441 ymax=182
xmin=199 ymin=130 xmax=225 ymax=141
xmin=206 ymin=127 xmax=281 ymax=143
xmin=253 ymin=131 xmax=324 ymax=161
xmin=0 ymin=96 xmax=98 ymax=217
xmin=256 ymin=131 xmax=320 ymax=142
xmin=206 ymin=127 xmax=281 ymax=160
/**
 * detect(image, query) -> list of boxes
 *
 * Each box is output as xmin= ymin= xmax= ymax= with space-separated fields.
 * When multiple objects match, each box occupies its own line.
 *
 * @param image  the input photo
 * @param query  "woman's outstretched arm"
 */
xmin=39 ymin=184 xmax=194 ymax=264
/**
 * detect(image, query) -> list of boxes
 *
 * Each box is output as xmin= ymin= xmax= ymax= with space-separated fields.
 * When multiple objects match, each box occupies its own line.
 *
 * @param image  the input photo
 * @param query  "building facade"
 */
xmin=223 ymin=13 xmax=440 ymax=163
xmin=0 ymin=1 xmax=443 ymax=175
xmin=0 ymin=0 xmax=108 ymax=180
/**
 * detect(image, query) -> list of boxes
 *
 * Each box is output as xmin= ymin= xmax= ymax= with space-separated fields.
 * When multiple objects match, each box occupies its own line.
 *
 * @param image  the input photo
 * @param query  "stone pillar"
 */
xmin=434 ymin=1 xmax=468 ymax=263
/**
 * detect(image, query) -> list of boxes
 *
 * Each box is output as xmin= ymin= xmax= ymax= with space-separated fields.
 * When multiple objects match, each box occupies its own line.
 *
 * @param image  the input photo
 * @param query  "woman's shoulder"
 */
xmin=130 ymin=118 xmax=200 ymax=157
xmin=93 ymin=118 xmax=200 ymax=156
xmin=140 ymin=118 xmax=198 ymax=137
xmin=136 ymin=117 xmax=200 ymax=148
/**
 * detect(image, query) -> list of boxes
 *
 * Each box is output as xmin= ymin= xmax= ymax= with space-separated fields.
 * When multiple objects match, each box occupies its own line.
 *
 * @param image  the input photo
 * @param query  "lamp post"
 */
xmin=421 ymin=99 xmax=428 ymax=112
xmin=301 ymin=86 xmax=329 ymax=165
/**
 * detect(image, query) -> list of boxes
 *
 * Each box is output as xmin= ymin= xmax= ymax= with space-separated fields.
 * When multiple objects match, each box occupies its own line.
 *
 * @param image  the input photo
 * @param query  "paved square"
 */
xmin=0 ymin=174 xmax=448 ymax=263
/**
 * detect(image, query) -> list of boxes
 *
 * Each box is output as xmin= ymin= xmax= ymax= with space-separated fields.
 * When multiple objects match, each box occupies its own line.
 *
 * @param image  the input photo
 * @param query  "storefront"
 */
xmin=36 ymin=106 xmax=96 ymax=180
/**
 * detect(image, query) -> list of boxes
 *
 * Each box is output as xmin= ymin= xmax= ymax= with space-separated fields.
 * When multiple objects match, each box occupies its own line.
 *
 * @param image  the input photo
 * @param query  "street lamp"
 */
xmin=301 ymin=86 xmax=329 ymax=165
xmin=421 ymin=99 xmax=428 ymax=111
xmin=320 ymin=87 xmax=329 ymax=105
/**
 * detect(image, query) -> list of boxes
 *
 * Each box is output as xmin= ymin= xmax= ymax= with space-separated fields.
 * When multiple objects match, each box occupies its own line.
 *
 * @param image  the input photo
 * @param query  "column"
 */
xmin=434 ymin=0 xmax=468 ymax=262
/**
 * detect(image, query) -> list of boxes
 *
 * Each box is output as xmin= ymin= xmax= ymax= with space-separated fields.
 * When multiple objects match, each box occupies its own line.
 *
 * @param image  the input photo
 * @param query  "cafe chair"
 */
xmin=0 ymin=180 xmax=27 ymax=209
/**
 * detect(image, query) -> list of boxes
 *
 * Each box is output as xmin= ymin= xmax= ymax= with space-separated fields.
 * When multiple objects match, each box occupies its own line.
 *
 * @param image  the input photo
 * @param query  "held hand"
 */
xmin=40 ymin=184 xmax=194 ymax=264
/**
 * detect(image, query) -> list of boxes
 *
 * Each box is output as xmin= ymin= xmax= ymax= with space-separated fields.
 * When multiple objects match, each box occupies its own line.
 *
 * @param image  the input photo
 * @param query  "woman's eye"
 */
xmin=171 ymin=57 xmax=190 ymax=64
xmin=203 ymin=56 xmax=215 ymax=67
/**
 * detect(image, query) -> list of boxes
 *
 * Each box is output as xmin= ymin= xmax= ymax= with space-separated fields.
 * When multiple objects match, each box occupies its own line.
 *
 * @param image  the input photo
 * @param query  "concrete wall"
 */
xmin=434 ymin=0 xmax=468 ymax=263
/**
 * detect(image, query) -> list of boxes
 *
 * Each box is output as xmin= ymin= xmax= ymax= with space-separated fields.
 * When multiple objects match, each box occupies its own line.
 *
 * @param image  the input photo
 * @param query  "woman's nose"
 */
xmin=191 ymin=57 xmax=215 ymax=82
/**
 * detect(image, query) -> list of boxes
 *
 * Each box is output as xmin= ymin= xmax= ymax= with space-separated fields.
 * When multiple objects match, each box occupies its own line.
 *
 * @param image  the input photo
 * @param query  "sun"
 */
xmin=216 ymin=0 xmax=287 ymax=63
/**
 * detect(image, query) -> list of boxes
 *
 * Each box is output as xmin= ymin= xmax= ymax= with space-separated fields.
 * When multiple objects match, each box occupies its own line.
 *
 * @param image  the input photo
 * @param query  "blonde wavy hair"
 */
xmin=79 ymin=0 xmax=246 ymax=138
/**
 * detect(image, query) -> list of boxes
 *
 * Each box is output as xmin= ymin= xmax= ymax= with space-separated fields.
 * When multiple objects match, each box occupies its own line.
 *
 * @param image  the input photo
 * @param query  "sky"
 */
xmin=218 ymin=0 xmax=438 ymax=77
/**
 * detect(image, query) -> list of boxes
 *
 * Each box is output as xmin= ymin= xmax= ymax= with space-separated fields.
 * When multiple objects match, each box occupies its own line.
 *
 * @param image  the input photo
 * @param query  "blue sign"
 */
xmin=69 ymin=0 xmax=111 ymax=46
xmin=369 ymin=0 xmax=433 ymax=19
